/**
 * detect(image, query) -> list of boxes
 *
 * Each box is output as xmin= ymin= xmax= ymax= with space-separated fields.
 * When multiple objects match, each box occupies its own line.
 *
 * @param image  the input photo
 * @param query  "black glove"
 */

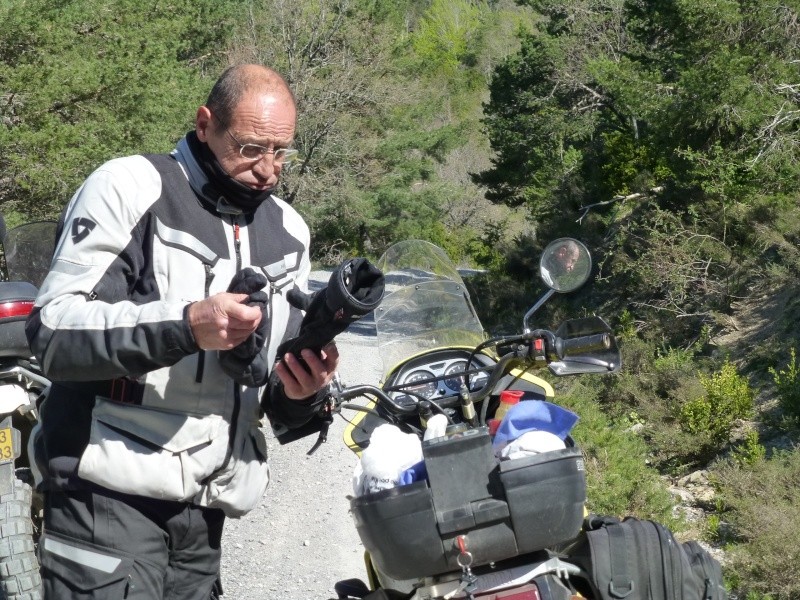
xmin=219 ymin=267 xmax=270 ymax=385
xmin=275 ymin=257 xmax=384 ymax=359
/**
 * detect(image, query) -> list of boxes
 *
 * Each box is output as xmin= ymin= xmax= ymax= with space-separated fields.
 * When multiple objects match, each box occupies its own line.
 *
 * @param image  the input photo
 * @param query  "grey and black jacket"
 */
xmin=25 ymin=136 xmax=314 ymax=517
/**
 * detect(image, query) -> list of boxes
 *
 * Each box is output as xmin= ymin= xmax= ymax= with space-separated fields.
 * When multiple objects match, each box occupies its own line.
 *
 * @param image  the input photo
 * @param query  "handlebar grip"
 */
xmin=556 ymin=333 xmax=613 ymax=358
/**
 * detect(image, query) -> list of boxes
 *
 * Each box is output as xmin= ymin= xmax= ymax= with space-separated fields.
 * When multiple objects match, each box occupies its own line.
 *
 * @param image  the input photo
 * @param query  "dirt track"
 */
xmin=219 ymin=271 xmax=379 ymax=599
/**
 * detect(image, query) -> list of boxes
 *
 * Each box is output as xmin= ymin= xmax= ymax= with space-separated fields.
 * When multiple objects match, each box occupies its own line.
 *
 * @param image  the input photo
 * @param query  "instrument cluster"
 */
xmin=386 ymin=351 xmax=495 ymax=408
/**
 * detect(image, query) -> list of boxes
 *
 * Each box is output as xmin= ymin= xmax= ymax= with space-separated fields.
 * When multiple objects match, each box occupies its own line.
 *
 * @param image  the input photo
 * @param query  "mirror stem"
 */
xmin=523 ymin=289 xmax=555 ymax=334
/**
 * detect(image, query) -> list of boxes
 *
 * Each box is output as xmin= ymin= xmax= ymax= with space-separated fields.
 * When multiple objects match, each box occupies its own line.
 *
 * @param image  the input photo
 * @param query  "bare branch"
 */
xmin=577 ymin=186 xmax=664 ymax=222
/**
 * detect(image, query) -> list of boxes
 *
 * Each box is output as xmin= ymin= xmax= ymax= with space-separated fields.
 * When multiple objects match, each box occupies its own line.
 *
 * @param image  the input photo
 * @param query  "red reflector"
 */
xmin=479 ymin=584 xmax=541 ymax=600
xmin=534 ymin=338 xmax=544 ymax=352
xmin=0 ymin=301 xmax=35 ymax=319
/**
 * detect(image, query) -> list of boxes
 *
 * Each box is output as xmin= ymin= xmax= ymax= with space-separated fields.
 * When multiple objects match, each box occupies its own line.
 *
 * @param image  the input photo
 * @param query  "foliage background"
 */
xmin=2 ymin=0 xmax=800 ymax=597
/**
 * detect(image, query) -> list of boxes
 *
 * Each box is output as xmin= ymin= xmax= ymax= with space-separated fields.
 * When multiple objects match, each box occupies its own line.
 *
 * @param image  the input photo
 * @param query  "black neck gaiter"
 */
xmin=185 ymin=130 xmax=274 ymax=212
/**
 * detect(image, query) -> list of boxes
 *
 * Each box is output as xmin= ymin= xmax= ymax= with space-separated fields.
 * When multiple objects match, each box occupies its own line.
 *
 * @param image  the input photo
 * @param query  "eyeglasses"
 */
xmin=224 ymin=128 xmax=299 ymax=165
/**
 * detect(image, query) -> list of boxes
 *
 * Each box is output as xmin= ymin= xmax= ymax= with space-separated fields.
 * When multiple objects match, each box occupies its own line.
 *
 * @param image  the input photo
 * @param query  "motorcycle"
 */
xmin=0 ymin=215 xmax=56 ymax=600
xmin=323 ymin=238 xmax=621 ymax=600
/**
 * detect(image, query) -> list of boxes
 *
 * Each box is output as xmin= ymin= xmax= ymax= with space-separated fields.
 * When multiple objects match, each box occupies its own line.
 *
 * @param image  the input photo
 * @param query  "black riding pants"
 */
xmin=38 ymin=488 xmax=225 ymax=600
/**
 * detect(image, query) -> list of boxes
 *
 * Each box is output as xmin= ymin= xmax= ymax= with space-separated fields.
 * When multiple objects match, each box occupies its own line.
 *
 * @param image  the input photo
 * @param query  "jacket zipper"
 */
xmin=233 ymin=219 xmax=242 ymax=271
xmin=264 ymin=288 xmax=274 ymax=362
xmin=195 ymin=262 xmax=215 ymax=383
xmin=226 ymin=216 xmax=244 ymax=468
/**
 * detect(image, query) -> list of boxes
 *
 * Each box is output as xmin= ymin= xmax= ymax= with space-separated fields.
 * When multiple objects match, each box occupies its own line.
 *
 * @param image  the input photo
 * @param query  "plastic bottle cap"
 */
xmin=494 ymin=390 xmax=525 ymax=422
xmin=499 ymin=390 xmax=524 ymax=405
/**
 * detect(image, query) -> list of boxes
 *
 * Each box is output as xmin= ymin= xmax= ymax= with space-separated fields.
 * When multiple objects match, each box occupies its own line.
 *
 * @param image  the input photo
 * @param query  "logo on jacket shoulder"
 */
xmin=71 ymin=217 xmax=96 ymax=244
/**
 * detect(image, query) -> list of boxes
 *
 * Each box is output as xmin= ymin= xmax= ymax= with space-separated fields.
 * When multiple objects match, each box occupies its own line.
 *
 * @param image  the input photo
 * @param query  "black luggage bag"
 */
xmin=568 ymin=515 xmax=727 ymax=600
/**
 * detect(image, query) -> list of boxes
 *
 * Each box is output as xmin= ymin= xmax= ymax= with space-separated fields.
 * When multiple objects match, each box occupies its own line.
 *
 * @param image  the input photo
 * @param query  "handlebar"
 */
xmin=554 ymin=332 xmax=613 ymax=358
xmin=338 ymin=384 xmax=418 ymax=415
xmin=329 ymin=326 xmax=619 ymax=423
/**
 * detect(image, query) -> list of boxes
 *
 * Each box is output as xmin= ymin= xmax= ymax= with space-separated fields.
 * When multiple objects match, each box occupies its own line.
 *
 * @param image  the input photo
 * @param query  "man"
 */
xmin=25 ymin=64 xmax=338 ymax=599
xmin=540 ymin=239 xmax=583 ymax=288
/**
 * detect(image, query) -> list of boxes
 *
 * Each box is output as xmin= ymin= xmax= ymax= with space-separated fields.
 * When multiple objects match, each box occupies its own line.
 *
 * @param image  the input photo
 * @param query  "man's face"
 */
xmin=555 ymin=244 xmax=579 ymax=272
xmin=198 ymin=91 xmax=297 ymax=192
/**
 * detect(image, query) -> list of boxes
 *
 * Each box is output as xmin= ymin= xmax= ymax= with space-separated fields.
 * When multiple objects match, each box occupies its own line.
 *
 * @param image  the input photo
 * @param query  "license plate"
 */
xmin=0 ymin=428 xmax=13 ymax=462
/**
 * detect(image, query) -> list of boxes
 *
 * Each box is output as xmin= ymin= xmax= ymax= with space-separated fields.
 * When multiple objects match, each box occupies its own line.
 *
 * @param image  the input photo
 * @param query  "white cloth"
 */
xmin=423 ymin=414 xmax=448 ymax=441
xmin=353 ymin=424 xmax=423 ymax=496
xmin=498 ymin=430 xmax=566 ymax=461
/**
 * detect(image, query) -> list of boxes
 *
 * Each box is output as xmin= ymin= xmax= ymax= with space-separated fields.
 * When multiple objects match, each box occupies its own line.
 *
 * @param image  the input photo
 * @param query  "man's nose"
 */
xmin=253 ymin=152 xmax=280 ymax=178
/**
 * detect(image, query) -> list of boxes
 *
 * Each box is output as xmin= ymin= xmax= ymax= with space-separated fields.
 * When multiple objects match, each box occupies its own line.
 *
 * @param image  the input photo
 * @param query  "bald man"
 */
xmin=26 ymin=64 xmax=338 ymax=599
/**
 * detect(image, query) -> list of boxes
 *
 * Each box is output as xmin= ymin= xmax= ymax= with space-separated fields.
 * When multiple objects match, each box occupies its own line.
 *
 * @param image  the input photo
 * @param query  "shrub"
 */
xmin=557 ymin=381 xmax=679 ymax=526
xmin=731 ymin=430 xmax=767 ymax=467
xmin=595 ymin=336 xmax=717 ymax=474
xmin=679 ymin=360 xmax=754 ymax=445
xmin=769 ymin=347 xmax=800 ymax=422
xmin=714 ymin=449 xmax=800 ymax=599
xmin=653 ymin=344 xmax=705 ymax=398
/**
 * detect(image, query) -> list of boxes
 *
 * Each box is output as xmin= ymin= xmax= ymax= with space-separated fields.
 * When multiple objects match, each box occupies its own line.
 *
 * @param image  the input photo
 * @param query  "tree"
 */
xmin=479 ymin=0 xmax=800 ymax=220
xmin=226 ymin=0 xmax=396 ymax=259
xmin=411 ymin=0 xmax=486 ymax=79
xmin=229 ymin=0 xmax=520 ymax=260
xmin=477 ymin=0 xmax=800 ymax=339
xmin=0 ymin=0 xmax=234 ymax=221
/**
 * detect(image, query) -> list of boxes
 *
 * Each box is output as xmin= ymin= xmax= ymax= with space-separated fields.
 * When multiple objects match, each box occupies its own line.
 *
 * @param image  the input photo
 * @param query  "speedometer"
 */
xmin=444 ymin=361 xmax=468 ymax=391
xmin=402 ymin=370 xmax=437 ymax=399
xmin=444 ymin=360 xmax=489 ymax=392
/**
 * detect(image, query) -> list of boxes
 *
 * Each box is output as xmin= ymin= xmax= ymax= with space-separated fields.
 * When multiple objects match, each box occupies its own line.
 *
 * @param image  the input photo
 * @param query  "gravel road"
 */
xmin=219 ymin=270 xmax=380 ymax=600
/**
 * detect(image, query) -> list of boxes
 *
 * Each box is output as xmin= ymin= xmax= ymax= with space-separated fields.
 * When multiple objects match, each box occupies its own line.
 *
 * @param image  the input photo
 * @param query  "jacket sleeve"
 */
xmin=261 ymin=370 xmax=330 ymax=444
xmin=25 ymin=158 xmax=199 ymax=381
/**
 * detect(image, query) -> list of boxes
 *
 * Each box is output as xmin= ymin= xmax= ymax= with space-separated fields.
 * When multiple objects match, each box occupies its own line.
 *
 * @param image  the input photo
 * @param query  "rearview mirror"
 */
xmin=539 ymin=238 xmax=591 ymax=293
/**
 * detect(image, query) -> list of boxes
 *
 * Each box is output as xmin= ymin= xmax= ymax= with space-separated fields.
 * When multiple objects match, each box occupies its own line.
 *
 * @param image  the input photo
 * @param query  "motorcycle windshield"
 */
xmin=374 ymin=240 xmax=486 ymax=377
xmin=2 ymin=221 xmax=57 ymax=288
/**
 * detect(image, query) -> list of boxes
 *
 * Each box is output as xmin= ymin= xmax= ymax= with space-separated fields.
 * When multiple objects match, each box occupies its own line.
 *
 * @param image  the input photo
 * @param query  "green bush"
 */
xmin=769 ymin=347 xmax=800 ymax=422
xmin=731 ymin=430 xmax=766 ymax=467
xmin=557 ymin=381 xmax=679 ymax=526
xmin=679 ymin=361 xmax=754 ymax=445
xmin=594 ymin=336 xmax=715 ymax=474
xmin=652 ymin=343 xmax=710 ymax=400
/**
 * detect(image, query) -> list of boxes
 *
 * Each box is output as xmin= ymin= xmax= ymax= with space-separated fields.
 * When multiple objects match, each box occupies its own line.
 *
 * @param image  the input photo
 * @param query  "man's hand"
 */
xmin=274 ymin=343 xmax=340 ymax=400
xmin=187 ymin=293 xmax=262 ymax=350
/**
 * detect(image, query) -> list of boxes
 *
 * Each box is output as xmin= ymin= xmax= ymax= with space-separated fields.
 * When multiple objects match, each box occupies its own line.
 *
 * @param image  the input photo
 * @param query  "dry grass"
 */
xmin=714 ymin=450 xmax=800 ymax=599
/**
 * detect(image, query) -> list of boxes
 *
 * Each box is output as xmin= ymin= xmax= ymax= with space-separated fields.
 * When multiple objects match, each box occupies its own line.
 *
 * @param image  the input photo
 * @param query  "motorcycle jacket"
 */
xmin=25 ymin=135 xmax=314 ymax=517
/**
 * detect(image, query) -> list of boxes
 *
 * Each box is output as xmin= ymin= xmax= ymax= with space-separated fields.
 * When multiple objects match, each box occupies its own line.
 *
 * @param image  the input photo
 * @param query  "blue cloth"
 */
xmin=492 ymin=400 xmax=579 ymax=449
xmin=399 ymin=460 xmax=428 ymax=486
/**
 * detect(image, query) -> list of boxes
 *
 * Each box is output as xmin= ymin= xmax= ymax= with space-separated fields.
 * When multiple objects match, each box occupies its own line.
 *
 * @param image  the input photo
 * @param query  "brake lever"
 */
xmin=305 ymin=377 xmax=344 ymax=456
xmin=307 ymin=396 xmax=335 ymax=456
xmin=306 ymin=417 xmax=331 ymax=456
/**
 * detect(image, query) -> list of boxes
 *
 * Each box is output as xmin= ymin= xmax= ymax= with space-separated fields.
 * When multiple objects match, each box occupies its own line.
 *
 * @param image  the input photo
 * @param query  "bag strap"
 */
xmin=655 ymin=520 xmax=689 ymax=600
xmin=607 ymin=523 xmax=635 ymax=599
xmin=586 ymin=514 xmax=620 ymax=530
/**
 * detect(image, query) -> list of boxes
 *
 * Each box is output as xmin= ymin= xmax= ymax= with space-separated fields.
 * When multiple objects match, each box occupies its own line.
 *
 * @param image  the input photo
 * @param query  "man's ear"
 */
xmin=196 ymin=106 xmax=213 ymax=142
